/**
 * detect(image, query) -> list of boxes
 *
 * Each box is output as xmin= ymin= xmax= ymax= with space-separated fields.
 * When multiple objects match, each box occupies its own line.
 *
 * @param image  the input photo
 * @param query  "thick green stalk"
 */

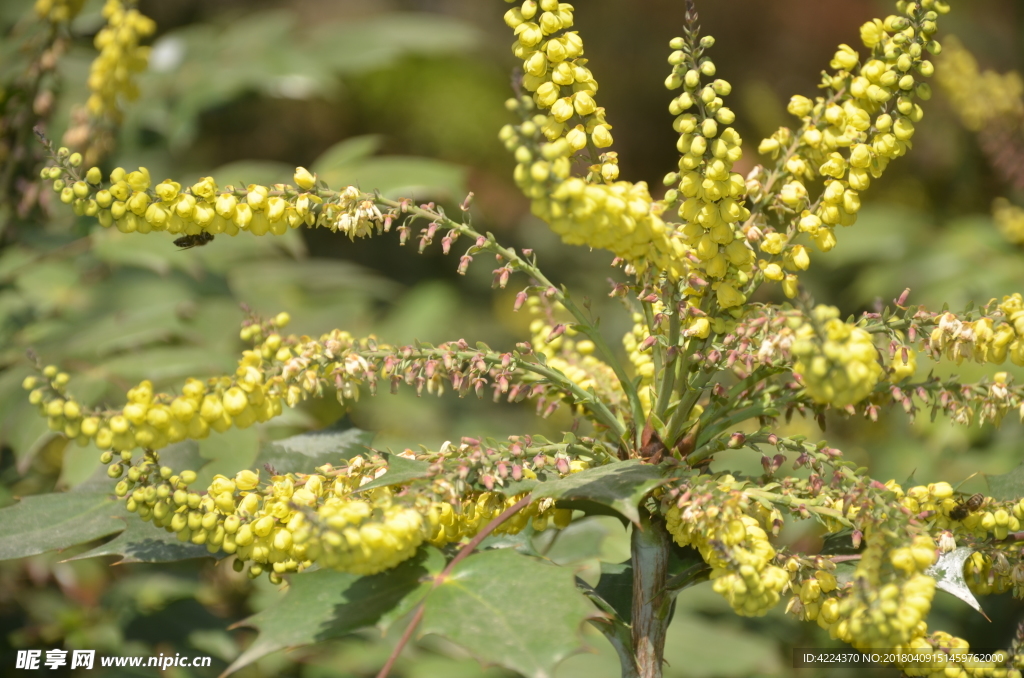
xmin=631 ymin=512 xmax=673 ymax=678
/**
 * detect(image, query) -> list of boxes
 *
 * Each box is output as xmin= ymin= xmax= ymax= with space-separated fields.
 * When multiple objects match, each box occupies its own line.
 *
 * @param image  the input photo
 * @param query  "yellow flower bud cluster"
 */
xmin=43 ymin=159 xmax=386 ymax=242
xmin=758 ymin=1 xmax=947 ymax=254
xmin=928 ymin=295 xmax=1024 ymax=366
xmin=526 ymin=296 xmax=622 ymax=409
xmin=665 ymin=34 xmax=755 ymax=308
xmin=900 ymin=482 xmax=1024 ymax=544
xmin=86 ymin=0 xmax=155 ymax=122
xmin=993 ymin=198 xmax=1024 ymax=246
xmin=503 ymin=0 xmax=608 ymax=152
xmin=897 ymin=632 xmax=1017 ymax=678
xmin=429 ymin=492 xmax=570 ymax=547
xmin=23 ymin=315 xmax=292 ymax=455
xmin=499 ymin=116 xmax=688 ymax=280
xmin=111 ymin=438 xmax=580 ymax=581
xmin=790 ymin=305 xmax=883 ymax=408
xmin=622 ymin=312 xmax=657 ymax=415
xmin=756 ymin=232 xmax=807 ymax=299
xmin=787 ymin=565 xmax=841 ymax=627
xmin=832 ymin=531 xmax=936 ymax=649
xmin=34 ymin=0 xmax=84 ymax=23
xmin=935 ymin=36 xmax=1024 ymax=132
xmin=665 ymin=482 xmax=789 ymax=617
xmin=499 ymin=0 xmax=690 ymax=279
xmin=963 ymin=550 xmax=1013 ymax=597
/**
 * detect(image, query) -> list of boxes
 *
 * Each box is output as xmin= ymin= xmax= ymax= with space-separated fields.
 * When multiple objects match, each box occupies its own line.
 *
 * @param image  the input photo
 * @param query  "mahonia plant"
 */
xmin=15 ymin=0 xmax=1024 ymax=677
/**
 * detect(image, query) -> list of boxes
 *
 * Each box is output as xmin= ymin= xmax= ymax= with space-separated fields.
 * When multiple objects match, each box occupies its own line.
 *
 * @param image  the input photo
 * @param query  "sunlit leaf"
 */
xmin=225 ymin=547 xmax=445 ymax=675
xmin=420 ymin=549 xmax=597 ymax=678
xmin=530 ymin=460 xmax=666 ymax=524
xmin=356 ymin=452 xmax=431 ymax=492
xmin=985 ymin=462 xmax=1024 ymax=502
xmin=255 ymin=419 xmax=374 ymax=475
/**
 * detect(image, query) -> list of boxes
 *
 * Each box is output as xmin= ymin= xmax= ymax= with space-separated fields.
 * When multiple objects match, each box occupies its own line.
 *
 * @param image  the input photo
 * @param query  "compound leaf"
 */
xmin=355 ymin=452 xmax=431 ymax=492
xmin=985 ymin=462 xmax=1024 ymax=502
xmin=530 ymin=460 xmax=666 ymax=524
xmin=420 ymin=548 xmax=597 ymax=678
xmin=254 ymin=419 xmax=373 ymax=476
xmin=225 ymin=546 xmax=445 ymax=675
xmin=0 ymin=491 xmax=124 ymax=560
xmin=67 ymin=516 xmax=216 ymax=564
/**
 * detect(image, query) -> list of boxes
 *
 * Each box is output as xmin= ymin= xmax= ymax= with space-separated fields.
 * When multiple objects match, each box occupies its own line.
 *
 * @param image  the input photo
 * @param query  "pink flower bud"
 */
xmin=548 ymin=324 xmax=566 ymax=341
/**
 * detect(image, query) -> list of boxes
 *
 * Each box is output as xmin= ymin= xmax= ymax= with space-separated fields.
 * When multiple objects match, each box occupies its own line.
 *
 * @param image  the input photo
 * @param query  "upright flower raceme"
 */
xmin=757 ymin=0 xmax=948 ymax=281
xmin=499 ymin=0 xmax=689 ymax=280
xmin=790 ymin=305 xmax=884 ymax=408
xmin=662 ymin=25 xmax=755 ymax=310
xmin=86 ymin=0 xmax=155 ymax=123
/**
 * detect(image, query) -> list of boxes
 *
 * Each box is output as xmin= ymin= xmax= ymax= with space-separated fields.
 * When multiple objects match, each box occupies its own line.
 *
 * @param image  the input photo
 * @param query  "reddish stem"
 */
xmin=375 ymin=493 xmax=534 ymax=678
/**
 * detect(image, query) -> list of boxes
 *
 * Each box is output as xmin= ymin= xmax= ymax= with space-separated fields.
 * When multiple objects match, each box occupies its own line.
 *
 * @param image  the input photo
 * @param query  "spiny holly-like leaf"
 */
xmin=927 ymin=546 xmax=990 ymax=620
xmin=67 ymin=516 xmax=217 ymax=564
xmin=255 ymin=418 xmax=373 ymax=475
xmin=985 ymin=462 xmax=1024 ymax=502
xmin=355 ymin=452 xmax=431 ymax=492
xmin=592 ymin=561 xmax=633 ymax=623
xmin=419 ymin=548 xmax=598 ymax=678
xmin=225 ymin=546 xmax=445 ymax=675
xmin=0 ymin=492 xmax=124 ymax=560
xmin=530 ymin=460 xmax=667 ymax=524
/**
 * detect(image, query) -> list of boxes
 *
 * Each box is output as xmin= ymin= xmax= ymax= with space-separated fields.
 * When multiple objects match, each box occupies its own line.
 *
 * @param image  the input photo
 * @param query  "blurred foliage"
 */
xmin=0 ymin=0 xmax=1023 ymax=675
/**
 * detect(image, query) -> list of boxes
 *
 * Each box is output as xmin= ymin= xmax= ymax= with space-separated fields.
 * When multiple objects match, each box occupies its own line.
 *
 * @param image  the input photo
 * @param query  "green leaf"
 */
xmin=312 ymin=135 xmax=384 ymax=174
xmin=420 ymin=549 xmax=597 ymax=678
xmin=355 ymin=452 xmax=431 ymax=492
xmin=67 ymin=516 xmax=216 ymax=564
xmin=0 ymin=491 xmax=124 ymax=560
xmin=985 ymin=462 xmax=1024 ymax=502
xmin=318 ymin=156 xmax=466 ymax=202
xmin=309 ymin=13 xmax=482 ymax=74
xmin=0 ymin=439 xmax=228 ymax=562
xmin=255 ymin=419 xmax=374 ymax=475
xmin=530 ymin=460 xmax=666 ymax=525
xmin=592 ymin=561 xmax=633 ymax=624
xmin=225 ymin=546 xmax=445 ymax=675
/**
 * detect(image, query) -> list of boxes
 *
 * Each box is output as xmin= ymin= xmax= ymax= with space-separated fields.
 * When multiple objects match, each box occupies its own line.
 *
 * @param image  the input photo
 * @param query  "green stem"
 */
xmin=360 ymin=347 xmax=626 ymax=439
xmin=377 ymin=197 xmax=644 ymax=447
xmin=631 ymin=512 xmax=672 ymax=678
xmin=653 ymin=295 xmax=680 ymax=419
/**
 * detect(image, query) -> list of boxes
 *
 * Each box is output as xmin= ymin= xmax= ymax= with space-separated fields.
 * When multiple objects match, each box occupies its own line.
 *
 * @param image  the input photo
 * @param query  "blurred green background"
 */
xmin=0 ymin=0 xmax=1022 ymax=675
